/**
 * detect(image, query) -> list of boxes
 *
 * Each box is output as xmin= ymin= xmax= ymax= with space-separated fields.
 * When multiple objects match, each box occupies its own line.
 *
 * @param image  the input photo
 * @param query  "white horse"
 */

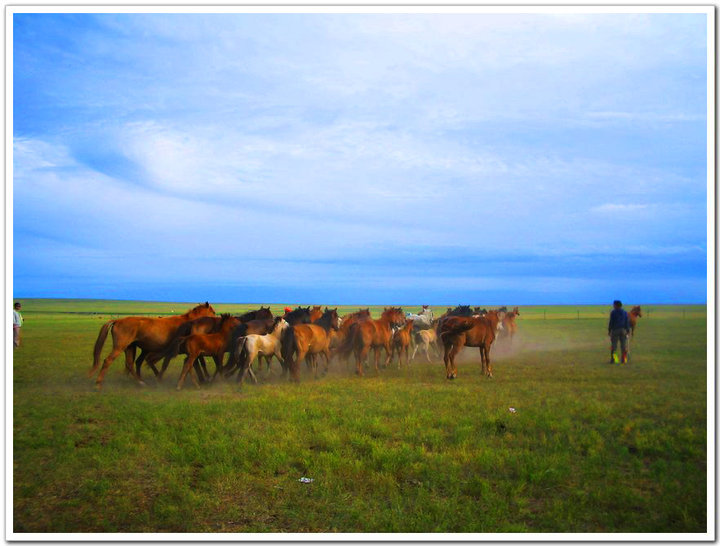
xmin=234 ymin=318 xmax=289 ymax=383
xmin=406 ymin=307 xmax=434 ymax=331
xmin=411 ymin=328 xmax=440 ymax=362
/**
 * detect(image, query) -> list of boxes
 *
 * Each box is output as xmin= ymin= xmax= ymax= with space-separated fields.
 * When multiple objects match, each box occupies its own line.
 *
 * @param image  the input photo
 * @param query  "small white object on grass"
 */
xmin=299 ymin=477 xmax=314 ymax=483
xmin=509 ymin=407 xmax=517 ymax=413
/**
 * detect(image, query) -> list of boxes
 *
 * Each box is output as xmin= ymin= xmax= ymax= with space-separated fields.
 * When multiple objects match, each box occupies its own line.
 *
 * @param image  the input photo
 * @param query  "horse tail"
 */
xmin=165 ymin=335 xmax=187 ymax=362
xmin=439 ymin=321 xmax=475 ymax=342
xmin=233 ymin=336 xmax=248 ymax=366
xmin=90 ymin=321 xmax=115 ymax=377
xmin=281 ymin=326 xmax=297 ymax=370
xmin=335 ymin=324 xmax=355 ymax=359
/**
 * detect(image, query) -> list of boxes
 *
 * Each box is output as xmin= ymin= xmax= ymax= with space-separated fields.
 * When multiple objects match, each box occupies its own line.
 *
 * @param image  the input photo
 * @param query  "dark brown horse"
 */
xmin=390 ymin=319 xmax=414 ymax=369
xmin=439 ymin=310 xmax=505 ymax=380
xmin=171 ymin=314 xmax=242 ymax=390
xmin=90 ymin=302 xmax=216 ymax=389
xmin=237 ymin=306 xmax=273 ymax=323
xmin=281 ymin=308 xmax=340 ymax=381
xmin=283 ymin=306 xmax=313 ymax=326
xmin=629 ymin=306 xmax=642 ymax=337
xmin=349 ymin=307 xmax=405 ymax=376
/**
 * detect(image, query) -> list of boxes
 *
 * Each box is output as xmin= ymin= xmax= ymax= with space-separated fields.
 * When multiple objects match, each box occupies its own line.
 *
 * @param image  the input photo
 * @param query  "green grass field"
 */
xmin=12 ymin=299 xmax=708 ymax=534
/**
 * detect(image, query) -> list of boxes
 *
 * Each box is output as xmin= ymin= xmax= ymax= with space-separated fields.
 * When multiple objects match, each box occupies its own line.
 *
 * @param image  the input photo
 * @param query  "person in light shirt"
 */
xmin=13 ymin=302 xmax=23 ymax=348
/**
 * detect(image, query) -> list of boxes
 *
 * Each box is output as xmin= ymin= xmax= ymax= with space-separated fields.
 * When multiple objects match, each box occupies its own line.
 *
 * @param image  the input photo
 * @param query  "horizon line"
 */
xmin=12 ymin=296 xmax=708 ymax=307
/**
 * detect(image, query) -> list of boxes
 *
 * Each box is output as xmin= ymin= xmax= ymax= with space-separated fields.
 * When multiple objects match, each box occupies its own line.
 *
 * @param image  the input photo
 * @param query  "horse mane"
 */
xmin=449 ymin=305 xmax=473 ymax=317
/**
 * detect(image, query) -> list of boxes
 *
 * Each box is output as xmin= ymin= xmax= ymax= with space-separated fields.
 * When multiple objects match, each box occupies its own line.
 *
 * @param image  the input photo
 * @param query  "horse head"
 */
xmin=382 ymin=307 xmax=406 ymax=328
xmin=271 ymin=316 xmax=289 ymax=336
xmin=187 ymin=302 xmax=216 ymax=319
xmin=318 ymin=308 xmax=340 ymax=331
xmin=631 ymin=306 xmax=642 ymax=317
xmin=484 ymin=310 xmax=504 ymax=333
xmin=218 ymin=313 xmax=239 ymax=332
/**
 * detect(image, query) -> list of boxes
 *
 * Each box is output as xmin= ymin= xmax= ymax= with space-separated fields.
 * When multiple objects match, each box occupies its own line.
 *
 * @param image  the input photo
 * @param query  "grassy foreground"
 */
xmin=12 ymin=300 xmax=708 ymax=534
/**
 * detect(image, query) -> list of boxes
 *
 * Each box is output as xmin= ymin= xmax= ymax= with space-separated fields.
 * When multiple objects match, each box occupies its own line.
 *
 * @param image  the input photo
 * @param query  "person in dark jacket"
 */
xmin=608 ymin=300 xmax=631 ymax=363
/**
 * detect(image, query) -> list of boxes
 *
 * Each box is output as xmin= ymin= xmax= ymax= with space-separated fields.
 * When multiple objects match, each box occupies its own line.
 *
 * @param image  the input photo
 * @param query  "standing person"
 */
xmin=607 ymin=300 xmax=630 ymax=364
xmin=13 ymin=302 xmax=23 ymax=348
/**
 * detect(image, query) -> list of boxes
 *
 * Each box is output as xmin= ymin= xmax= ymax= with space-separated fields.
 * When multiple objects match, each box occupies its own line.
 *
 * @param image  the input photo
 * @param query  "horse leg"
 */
xmin=124 ymin=345 xmax=137 ymax=376
xmin=177 ymin=355 xmax=200 ymax=391
xmin=373 ymin=346 xmax=383 ymax=375
xmin=448 ymin=344 xmax=462 ymax=379
xmin=210 ymin=355 xmax=224 ymax=382
xmin=134 ymin=350 xmax=150 ymax=379
xmin=322 ymin=349 xmax=331 ymax=375
xmin=292 ymin=348 xmax=308 ymax=383
xmin=355 ymin=345 xmax=369 ymax=377
xmin=95 ymin=347 xmax=122 ymax=389
xmin=240 ymin=363 xmax=258 ymax=385
xmin=196 ymin=355 xmax=210 ymax=383
xmin=485 ymin=345 xmax=493 ymax=378
xmin=383 ymin=341 xmax=393 ymax=369
xmin=443 ymin=343 xmax=452 ymax=378
xmin=426 ymin=342 xmax=433 ymax=363
xmin=158 ymin=353 xmax=174 ymax=382
xmin=410 ymin=342 xmax=419 ymax=362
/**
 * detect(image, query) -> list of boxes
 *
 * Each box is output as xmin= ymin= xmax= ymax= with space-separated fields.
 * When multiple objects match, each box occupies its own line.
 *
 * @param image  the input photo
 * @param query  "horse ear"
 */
xmin=205 ymin=301 xmax=209 ymax=307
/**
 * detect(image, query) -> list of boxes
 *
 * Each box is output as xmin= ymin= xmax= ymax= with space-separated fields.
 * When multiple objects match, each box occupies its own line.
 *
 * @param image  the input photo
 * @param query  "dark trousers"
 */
xmin=610 ymin=328 xmax=629 ymax=357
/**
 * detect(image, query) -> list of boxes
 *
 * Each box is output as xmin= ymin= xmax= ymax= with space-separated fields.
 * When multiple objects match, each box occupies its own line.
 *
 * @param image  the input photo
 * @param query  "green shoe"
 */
xmin=612 ymin=353 xmax=619 ymax=364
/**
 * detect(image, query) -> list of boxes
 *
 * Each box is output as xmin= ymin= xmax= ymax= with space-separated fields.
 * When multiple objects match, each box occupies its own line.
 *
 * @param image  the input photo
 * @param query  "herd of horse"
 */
xmin=88 ymin=301 xmax=579 ymax=390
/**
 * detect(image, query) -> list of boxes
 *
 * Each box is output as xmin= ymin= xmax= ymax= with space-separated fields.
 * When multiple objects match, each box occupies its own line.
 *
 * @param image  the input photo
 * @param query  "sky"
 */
xmin=12 ymin=11 xmax=709 ymax=305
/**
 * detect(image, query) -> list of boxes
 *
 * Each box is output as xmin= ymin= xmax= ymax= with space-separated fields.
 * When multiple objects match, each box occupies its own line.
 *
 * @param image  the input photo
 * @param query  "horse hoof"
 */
xmin=138 ymin=381 xmax=146 ymax=387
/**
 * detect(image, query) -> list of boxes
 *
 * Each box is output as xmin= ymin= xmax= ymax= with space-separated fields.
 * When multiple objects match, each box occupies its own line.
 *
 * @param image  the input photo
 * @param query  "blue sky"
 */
xmin=12 ymin=12 xmax=709 ymax=305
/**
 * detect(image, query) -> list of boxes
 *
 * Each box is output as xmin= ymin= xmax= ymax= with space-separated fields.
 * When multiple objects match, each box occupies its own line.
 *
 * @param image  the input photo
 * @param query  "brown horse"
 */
xmin=282 ymin=308 xmax=340 ymax=381
xmin=439 ymin=310 xmax=505 ymax=380
xmin=141 ymin=313 xmax=232 ymax=381
xmin=309 ymin=306 xmax=323 ymax=322
xmin=499 ymin=307 xmax=520 ymax=345
xmin=171 ymin=314 xmax=242 ymax=390
xmin=391 ymin=319 xmax=414 ymax=368
xmin=237 ymin=306 xmax=273 ymax=323
xmin=332 ymin=308 xmax=371 ymax=365
xmin=90 ymin=302 xmax=216 ymax=389
xmin=629 ymin=306 xmax=642 ymax=337
xmin=349 ymin=307 xmax=405 ymax=376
